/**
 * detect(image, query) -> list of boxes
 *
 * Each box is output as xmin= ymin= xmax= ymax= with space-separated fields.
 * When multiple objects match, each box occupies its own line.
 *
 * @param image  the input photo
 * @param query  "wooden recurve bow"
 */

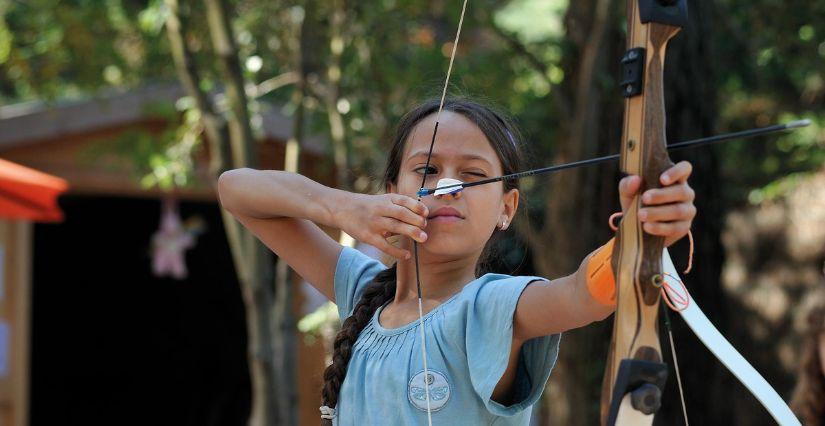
xmin=600 ymin=0 xmax=687 ymax=424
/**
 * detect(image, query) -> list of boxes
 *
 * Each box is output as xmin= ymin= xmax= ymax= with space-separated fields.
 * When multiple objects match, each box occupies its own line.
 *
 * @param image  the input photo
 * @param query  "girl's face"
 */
xmin=389 ymin=111 xmax=519 ymax=259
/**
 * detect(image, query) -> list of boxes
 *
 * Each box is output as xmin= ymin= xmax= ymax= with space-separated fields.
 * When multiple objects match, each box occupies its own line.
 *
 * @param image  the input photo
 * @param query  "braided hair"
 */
xmin=320 ymin=98 xmax=525 ymax=424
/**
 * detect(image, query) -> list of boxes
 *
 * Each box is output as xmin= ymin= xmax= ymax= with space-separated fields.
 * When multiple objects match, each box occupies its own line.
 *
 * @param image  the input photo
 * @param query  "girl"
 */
xmin=217 ymin=98 xmax=696 ymax=425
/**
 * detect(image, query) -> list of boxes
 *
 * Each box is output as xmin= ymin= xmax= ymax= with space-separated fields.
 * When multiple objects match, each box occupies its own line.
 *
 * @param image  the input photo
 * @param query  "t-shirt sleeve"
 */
xmin=333 ymin=246 xmax=388 ymax=321
xmin=464 ymin=276 xmax=562 ymax=417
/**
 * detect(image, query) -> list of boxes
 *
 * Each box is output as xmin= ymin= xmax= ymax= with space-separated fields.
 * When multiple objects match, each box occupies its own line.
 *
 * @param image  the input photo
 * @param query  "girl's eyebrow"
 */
xmin=408 ymin=151 xmax=493 ymax=167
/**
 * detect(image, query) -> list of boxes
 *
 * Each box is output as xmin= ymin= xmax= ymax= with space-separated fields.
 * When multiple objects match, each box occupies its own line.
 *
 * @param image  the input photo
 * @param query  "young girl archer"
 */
xmin=217 ymin=98 xmax=697 ymax=425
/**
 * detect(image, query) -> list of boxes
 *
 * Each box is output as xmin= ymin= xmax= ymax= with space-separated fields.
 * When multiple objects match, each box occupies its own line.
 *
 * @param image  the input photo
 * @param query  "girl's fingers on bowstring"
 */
xmin=385 ymin=196 xmax=428 ymax=229
xmin=371 ymin=216 xmax=426 ymax=260
xmin=388 ymin=194 xmax=429 ymax=223
xmin=377 ymin=217 xmax=427 ymax=244
xmin=353 ymin=194 xmax=429 ymax=260
xmin=660 ymin=160 xmax=693 ymax=185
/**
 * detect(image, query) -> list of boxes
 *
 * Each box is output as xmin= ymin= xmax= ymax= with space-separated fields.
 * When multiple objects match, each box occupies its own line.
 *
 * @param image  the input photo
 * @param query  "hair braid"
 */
xmin=321 ymin=265 xmax=397 ymax=425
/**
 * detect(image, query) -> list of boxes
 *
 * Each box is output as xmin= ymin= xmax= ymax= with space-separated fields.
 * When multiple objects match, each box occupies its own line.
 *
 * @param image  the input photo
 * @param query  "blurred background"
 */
xmin=0 ymin=0 xmax=822 ymax=425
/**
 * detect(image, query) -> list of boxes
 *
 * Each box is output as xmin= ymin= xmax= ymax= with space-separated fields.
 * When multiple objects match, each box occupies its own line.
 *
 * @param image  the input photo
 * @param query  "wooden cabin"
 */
xmin=0 ymin=84 xmax=333 ymax=425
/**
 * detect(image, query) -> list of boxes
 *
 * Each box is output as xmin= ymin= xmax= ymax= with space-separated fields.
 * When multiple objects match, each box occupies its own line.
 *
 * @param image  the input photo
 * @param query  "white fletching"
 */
xmin=433 ymin=178 xmax=464 ymax=196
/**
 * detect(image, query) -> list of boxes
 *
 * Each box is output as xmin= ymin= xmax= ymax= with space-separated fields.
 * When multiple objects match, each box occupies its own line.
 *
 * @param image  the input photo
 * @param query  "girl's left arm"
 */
xmin=512 ymin=161 xmax=696 ymax=341
xmin=512 ymin=256 xmax=611 ymax=341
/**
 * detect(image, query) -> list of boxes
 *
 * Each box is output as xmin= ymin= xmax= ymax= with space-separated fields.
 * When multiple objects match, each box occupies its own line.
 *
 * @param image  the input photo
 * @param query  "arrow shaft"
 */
xmin=418 ymin=120 xmax=809 ymax=197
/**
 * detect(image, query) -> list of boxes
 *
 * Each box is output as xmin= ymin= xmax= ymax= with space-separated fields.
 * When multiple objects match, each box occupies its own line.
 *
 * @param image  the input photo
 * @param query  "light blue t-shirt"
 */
xmin=333 ymin=247 xmax=562 ymax=426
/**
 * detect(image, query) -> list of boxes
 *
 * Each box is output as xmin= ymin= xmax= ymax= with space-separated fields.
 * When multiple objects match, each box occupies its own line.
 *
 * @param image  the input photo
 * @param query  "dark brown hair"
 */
xmin=320 ymin=98 xmax=525 ymax=424
xmin=791 ymin=304 xmax=825 ymax=425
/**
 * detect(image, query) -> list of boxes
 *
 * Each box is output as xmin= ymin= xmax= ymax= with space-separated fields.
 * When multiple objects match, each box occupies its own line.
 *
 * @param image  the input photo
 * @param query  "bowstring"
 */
xmin=662 ymin=306 xmax=690 ymax=425
xmin=414 ymin=1 xmax=469 ymax=424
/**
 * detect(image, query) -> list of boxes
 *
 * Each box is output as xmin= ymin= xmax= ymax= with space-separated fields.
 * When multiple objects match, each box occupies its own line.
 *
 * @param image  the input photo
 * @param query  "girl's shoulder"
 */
xmin=464 ymin=272 xmax=548 ymax=292
xmin=453 ymin=272 xmax=548 ymax=308
xmin=335 ymin=246 xmax=389 ymax=320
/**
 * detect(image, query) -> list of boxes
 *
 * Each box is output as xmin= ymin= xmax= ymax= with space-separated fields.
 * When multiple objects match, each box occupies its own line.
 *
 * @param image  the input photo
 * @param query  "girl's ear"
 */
xmin=386 ymin=182 xmax=397 ymax=194
xmin=502 ymin=188 xmax=519 ymax=225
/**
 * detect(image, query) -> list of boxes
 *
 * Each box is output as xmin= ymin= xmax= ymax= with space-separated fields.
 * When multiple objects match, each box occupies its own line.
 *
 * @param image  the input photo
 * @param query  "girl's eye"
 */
xmin=464 ymin=171 xmax=487 ymax=178
xmin=415 ymin=166 xmax=438 ymax=175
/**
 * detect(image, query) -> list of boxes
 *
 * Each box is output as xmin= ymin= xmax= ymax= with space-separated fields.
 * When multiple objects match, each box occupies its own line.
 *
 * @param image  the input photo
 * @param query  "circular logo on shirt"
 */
xmin=408 ymin=369 xmax=451 ymax=412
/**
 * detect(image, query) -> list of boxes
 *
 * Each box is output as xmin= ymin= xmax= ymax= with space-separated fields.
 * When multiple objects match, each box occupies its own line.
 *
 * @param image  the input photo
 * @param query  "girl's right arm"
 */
xmin=217 ymin=168 xmax=428 ymax=301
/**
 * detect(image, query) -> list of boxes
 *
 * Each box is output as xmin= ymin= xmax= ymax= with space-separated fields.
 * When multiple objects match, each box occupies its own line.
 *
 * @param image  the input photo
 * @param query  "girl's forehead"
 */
xmin=403 ymin=111 xmax=500 ymax=165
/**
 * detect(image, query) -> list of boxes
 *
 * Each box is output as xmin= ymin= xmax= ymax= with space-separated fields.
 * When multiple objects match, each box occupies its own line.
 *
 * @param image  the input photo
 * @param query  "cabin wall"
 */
xmin=0 ymin=220 xmax=32 ymax=426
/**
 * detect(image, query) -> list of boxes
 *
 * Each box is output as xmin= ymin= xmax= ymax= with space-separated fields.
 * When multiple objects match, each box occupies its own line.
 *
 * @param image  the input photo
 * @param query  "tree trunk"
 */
xmin=165 ymin=1 xmax=283 ymax=424
xmin=530 ymin=0 xmax=621 ymax=424
xmin=530 ymin=1 xmax=728 ymax=424
xmin=203 ymin=1 xmax=285 ymax=425
xmin=271 ymin=18 xmax=310 ymax=425
xmin=323 ymin=0 xmax=352 ymax=191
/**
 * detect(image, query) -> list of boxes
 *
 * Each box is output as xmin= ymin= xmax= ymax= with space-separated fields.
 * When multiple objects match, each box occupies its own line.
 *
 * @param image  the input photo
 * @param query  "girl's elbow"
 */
xmin=217 ymin=168 xmax=248 ymax=212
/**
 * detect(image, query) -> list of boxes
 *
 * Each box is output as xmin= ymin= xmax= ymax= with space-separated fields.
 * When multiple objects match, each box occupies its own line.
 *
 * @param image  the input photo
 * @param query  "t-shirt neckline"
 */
xmin=370 ymin=275 xmax=485 ymax=336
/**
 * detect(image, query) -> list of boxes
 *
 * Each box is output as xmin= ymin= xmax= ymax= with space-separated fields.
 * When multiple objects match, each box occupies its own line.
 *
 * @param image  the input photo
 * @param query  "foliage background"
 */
xmin=1 ymin=0 xmax=823 ymax=424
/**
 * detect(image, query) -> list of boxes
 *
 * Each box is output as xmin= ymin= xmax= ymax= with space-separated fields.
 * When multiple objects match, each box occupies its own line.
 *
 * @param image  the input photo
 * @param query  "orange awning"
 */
xmin=0 ymin=158 xmax=69 ymax=222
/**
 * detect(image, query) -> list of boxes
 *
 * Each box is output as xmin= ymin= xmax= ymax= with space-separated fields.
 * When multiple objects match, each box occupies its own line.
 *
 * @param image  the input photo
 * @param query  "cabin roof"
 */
xmin=0 ymin=83 xmax=326 ymax=154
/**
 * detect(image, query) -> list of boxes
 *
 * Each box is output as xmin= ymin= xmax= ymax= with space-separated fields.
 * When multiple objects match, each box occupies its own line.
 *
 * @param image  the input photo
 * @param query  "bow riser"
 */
xmin=618 ymin=8 xmax=681 ymax=294
xmin=601 ymin=0 xmax=686 ymax=424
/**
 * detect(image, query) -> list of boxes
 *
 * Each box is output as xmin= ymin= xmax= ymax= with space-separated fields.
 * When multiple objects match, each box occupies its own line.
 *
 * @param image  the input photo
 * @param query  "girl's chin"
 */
xmin=415 ymin=236 xmax=481 ymax=256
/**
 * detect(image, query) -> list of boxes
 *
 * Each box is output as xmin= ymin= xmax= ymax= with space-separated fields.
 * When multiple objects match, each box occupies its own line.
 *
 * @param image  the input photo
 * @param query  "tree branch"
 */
xmin=248 ymin=71 xmax=301 ymax=99
xmin=204 ymin=0 xmax=257 ymax=170
xmin=164 ymin=0 xmax=246 ymax=281
xmin=486 ymin=16 xmax=572 ymax=122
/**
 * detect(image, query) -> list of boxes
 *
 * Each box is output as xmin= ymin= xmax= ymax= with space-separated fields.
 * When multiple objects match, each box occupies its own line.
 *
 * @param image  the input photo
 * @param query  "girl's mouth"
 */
xmin=430 ymin=215 xmax=462 ymax=223
xmin=429 ymin=206 xmax=464 ymax=223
